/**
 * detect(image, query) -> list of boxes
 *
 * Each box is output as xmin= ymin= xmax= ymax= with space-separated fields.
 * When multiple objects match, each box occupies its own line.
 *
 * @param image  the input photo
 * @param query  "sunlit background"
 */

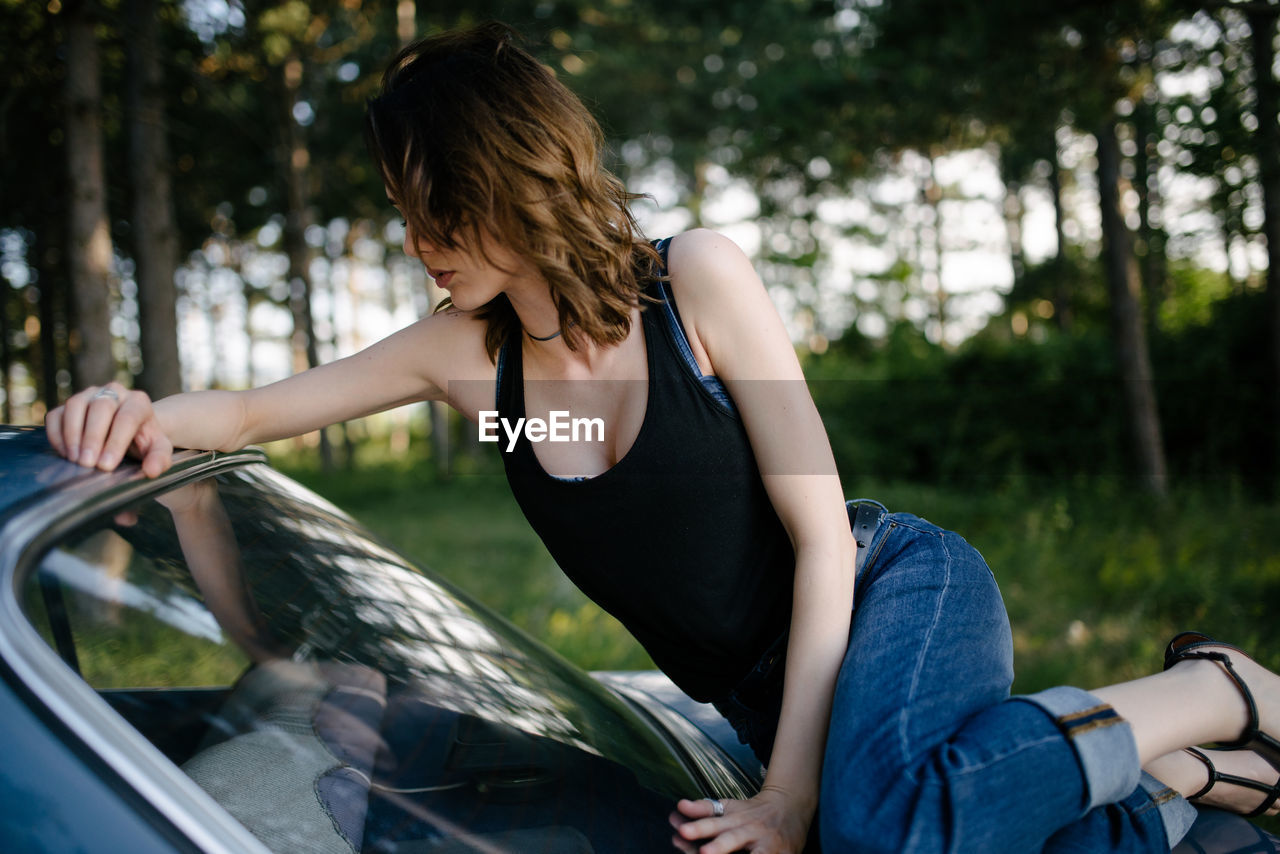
xmin=5 ymin=5 xmax=1280 ymax=784
xmin=1 ymin=0 xmax=1278 ymax=496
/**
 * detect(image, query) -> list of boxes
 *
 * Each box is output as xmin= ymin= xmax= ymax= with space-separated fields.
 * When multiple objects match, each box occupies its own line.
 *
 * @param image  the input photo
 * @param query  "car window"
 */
xmin=23 ymin=523 xmax=251 ymax=691
xmin=18 ymin=463 xmax=700 ymax=854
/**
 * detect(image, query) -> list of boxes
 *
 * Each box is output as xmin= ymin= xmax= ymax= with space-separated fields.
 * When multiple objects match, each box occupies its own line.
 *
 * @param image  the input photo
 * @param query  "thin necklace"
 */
xmin=526 ymin=327 xmax=562 ymax=342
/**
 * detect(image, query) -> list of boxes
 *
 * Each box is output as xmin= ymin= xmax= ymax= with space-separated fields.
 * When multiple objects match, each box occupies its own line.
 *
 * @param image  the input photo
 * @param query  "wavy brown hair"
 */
xmin=365 ymin=22 xmax=660 ymax=361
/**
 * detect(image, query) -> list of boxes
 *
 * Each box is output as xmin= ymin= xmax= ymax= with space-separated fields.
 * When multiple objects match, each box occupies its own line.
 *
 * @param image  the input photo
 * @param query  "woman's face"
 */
xmin=400 ymin=215 xmax=536 ymax=310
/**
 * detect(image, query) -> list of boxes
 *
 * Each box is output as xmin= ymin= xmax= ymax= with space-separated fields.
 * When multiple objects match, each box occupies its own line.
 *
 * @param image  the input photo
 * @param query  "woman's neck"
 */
xmin=504 ymin=277 xmax=561 ymax=340
xmin=504 ymin=273 xmax=643 ymax=379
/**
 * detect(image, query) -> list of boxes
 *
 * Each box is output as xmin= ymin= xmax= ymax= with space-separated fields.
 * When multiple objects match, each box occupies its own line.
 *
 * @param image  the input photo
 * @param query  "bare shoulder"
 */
xmin=413 ymin=306 xmax=498 ymax=417
xmin=664 ymin=229 xmax=788 ymax=378
xmin=417 ymin=305 xmax=490 ymax=365
xmin=666 ymin=228 xmax=761 ymax=299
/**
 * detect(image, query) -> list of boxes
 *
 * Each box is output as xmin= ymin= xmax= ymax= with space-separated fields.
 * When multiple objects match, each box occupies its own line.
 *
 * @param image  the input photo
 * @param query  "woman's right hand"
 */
xmin=46 ymin=382 xmax=174 ymax=478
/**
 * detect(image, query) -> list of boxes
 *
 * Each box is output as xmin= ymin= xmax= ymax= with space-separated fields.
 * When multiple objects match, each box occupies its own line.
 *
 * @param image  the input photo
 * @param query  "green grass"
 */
xmin=843 ymin=475 xmax=1280 ymax=693
xmin=280 ymin=454 xmax=1280 ymax=834
xmin=278 ymin=448 xmax=1280 ymax=696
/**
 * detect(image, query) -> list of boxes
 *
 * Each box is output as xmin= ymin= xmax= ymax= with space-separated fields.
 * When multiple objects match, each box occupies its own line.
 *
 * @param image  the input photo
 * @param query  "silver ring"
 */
xmin=708 ymin=798 xmax=725 ymax=817
xmin=92 ymin=387 xmax=120 ymax=402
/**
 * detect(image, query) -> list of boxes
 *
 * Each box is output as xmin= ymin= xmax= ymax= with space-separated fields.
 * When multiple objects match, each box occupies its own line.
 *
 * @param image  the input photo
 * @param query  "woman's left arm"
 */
xmin=668 ymin=230 xmax=856 ymax=854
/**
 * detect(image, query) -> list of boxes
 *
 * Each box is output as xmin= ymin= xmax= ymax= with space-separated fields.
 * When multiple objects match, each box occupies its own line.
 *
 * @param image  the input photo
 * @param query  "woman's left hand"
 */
xmin=670 ymin=787 xmax=812 ymax=854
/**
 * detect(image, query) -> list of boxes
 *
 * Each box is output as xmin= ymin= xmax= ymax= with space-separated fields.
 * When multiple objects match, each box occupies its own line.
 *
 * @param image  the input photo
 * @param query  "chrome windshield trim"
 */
xmin=0 ymin=449 xmax=273 ymax=854
xmin=593 ymin=678 xmax=757 ymax=800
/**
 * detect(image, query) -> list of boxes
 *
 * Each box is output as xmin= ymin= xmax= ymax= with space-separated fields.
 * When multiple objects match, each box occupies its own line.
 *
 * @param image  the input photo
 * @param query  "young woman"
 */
xmin=46 ymin=23 xmax=1280 ymax=854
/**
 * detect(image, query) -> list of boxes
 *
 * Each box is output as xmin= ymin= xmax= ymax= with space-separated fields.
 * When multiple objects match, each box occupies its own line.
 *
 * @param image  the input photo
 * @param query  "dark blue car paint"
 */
xmin=0 ymin=665 xmax=186 ymax=853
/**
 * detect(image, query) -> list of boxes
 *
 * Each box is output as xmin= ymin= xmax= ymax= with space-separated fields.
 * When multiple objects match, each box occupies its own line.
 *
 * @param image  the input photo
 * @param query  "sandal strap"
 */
xmin=1183 ymin=747 xmax=1217 ymax=800
xmin=1183 ymin=747 xmax=1280 ymax=818
xmin=1222 ymin=770 xmax=1280 ymax=818
xmin=1165 ymin=632 xmax=1280 ymax=770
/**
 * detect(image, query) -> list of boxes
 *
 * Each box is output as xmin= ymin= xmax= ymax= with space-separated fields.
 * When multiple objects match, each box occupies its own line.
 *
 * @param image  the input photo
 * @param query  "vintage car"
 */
xmin=0 ymin=425 xmax=761 ymax=853
xmin=0 ymin=424 xmax=1274 ymax=853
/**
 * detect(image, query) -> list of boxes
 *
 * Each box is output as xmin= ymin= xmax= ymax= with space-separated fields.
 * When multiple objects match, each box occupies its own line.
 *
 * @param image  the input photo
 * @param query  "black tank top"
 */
xmin=495 ymin=239 xmax=795 ymax=702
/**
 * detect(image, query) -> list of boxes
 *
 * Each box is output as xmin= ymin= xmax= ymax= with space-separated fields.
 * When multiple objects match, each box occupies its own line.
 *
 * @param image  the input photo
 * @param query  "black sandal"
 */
xmin=1164 ymin=632 xmax=1280 ymax=769
xmin=1183 ymin=746 xmax=1280 ymax=818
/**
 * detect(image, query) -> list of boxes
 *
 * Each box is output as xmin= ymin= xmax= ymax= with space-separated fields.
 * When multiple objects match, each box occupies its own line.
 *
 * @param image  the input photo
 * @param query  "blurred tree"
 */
xmin=1162 ymin=4 xmax=1280 ymax=479
xmin=1096 ymin=118 xmax=1168 ymax=492
xmin=126 ymin=0 xmax=182 ymax=399
xmin=184 ymin=0 xmax=396 ymax=468
xmin=64 ymin=0 xmax=115 ymax=387
xmin=846 ymin=0 xmax=1194 ymax=492
xmin=3 ymin=0 xmax=1271 ymax=487
xmin=1244 ymin=4 xmax=1280 ymax=456
xmin=548 ymin=1 xmax=917 ymax=342
xmin=1131 ymin=79 xmax=1169 ymax=333
xmin=1168 ymin=14 xmax=1260 ymax=295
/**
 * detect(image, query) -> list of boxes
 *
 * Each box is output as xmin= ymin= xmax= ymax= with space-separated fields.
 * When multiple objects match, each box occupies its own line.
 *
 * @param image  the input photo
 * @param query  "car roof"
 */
xmin=0 ymin=425 xmax=102 ymax=517
xmin=0 ymin=425 xmax=232 ymax=522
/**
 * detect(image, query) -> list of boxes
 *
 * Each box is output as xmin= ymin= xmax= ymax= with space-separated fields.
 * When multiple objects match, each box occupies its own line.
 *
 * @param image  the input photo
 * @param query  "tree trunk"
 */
xmin=1247 ymin=7 xmax=1280 ymax=485
xmin=36 ymin=202 xmax=68 ymax=411
xmin=1133 ymin=96 xmax=1167 ymax=336
xmin=1096 ymin=120 xmax=1168 ymax=495
xmin=126 ymin=0 xmax=182 ymax=399
xmin=397 ymin=0 xmax=415 ymax=46
xmin=64 ymin=0 xmax=115 ymax=387
xmin=426 ymin=263 xmax=449 ymax=474
xmin=1048 ymin=143 xmax=1073 ymax=332
xmin=0 ymin=89 xmax=11 ymax=420
xmin=0 ymin=281 xmax=11 ymax=423
xmin=395 ymin=0 xmax=441 ymax=469
xmin=1002 ymin=178 xmax=1026 ymax=285
xmin=30 ymin=284 xmax=58 ymax=413
xmin=1222 ymin=222 xmax=1239 ymax=294
xmin=244 ymin=287 xmax=258 ymax=388
xmin=278 ymin=55 xmax=333 ymax=470
xmin=920 ymin=152 xmax=945 ymax=344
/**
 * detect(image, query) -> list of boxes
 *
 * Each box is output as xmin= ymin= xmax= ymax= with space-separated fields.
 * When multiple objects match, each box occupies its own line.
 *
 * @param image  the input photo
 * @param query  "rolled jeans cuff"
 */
xmin=1016 ymin=685 xmax=1140 ymax=811
xmin=1135 ymin=770 xmax=1198 ymax=848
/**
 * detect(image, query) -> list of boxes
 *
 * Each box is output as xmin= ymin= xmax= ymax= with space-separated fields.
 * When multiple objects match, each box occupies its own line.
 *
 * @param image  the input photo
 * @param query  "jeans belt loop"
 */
xmin=850 ymin=501 xmax=884 ymax=574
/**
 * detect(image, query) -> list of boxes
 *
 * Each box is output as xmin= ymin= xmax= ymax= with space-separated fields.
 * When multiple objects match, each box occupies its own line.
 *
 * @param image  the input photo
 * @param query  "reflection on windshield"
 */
xmin=20 ymin=464 xmax=700 ymax=854
xmin=39 ymin=546 xmax=223 ymax=643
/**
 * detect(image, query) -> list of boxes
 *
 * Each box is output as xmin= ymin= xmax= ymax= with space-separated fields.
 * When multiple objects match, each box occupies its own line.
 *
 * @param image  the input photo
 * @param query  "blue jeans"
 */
xmin=717 ymin=505 xmax=1198 ymax=853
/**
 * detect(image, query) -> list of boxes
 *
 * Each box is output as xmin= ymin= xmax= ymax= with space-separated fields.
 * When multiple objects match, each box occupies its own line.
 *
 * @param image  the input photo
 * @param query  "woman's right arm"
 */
xmin=46 ymin=308 xmax=486 ymax=476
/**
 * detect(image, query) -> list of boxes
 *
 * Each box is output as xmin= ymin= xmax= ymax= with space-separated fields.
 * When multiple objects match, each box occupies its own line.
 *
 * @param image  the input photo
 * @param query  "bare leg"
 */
xmin=1091 ymin=652 xmax=1279 ymax=765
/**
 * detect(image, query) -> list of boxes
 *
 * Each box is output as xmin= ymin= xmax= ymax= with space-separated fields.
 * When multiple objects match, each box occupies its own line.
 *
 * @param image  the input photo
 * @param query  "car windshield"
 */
xmin=18 ymin=463 xmax=696 ymax=853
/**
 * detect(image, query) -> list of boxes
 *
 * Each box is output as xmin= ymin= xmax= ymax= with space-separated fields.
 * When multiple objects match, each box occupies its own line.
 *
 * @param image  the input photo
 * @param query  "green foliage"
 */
xmin=1003 ymin=252 xmax=1112 ymax=332
xmin=811 ymin=319 xmax=1121 ymax=482
xmin=811 ymin=284 xmax=1276 ymax=488
xmin=1151 ymin=288 xmax=1275 ymax=482
xmin=281 ymin=456 xmax=1280 ymax=732
xmin=1158 ymin=260 xmax=1233 ymax=331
